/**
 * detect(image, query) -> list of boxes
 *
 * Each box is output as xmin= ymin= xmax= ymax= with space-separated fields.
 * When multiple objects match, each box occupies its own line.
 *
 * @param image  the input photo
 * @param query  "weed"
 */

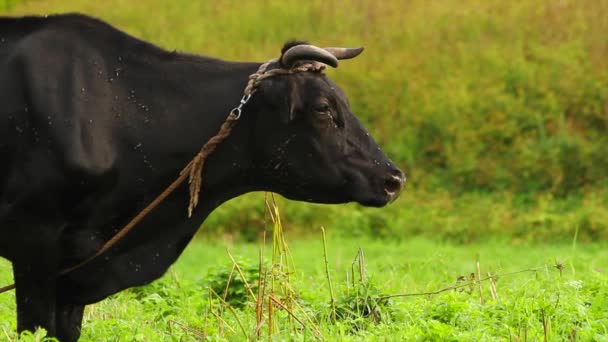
xmin=204 ymin=257 xmax=259 ymax=309
xmin=333 ymin=280 xmax=394 ymax=331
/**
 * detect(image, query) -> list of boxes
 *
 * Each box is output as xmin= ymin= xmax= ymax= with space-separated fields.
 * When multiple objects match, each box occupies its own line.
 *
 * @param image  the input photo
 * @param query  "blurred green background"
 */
xmin=2 ymin=0 xmax=607 ymax=242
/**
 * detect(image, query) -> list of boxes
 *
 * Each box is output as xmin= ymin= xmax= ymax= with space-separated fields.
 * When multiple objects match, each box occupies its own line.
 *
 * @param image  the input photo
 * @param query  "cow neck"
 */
xmin=182 ymin=59 xmax=264 ymax=207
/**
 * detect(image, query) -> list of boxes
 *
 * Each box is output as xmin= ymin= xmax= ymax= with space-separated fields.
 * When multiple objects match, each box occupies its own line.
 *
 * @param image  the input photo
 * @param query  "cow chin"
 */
xmin=342 ymin=168 xmax=404 ymax=208
xmin=349 ymin=185 xmax=395 ymax=207
xmin=354 ymin=192 xmax=393 ymax=207
xmin=279 ymin=188 xmax=353 ymax=205
xmin=284 ymin=179 xmax=396 ymax=208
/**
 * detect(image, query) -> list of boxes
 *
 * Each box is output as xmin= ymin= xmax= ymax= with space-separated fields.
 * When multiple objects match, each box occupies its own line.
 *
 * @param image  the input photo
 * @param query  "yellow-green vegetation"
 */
xmin=7 ymin=0 xmax=607 ymax=193
xmin=2 ymin=0 xmax=607 ymax=242
xmin=1 ymin=0 xmax=607 ymax=340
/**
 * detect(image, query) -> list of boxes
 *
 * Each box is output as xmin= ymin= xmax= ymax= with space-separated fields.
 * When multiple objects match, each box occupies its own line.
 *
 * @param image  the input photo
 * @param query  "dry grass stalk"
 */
xmin=487 ymin=271 xmax=499 ymax=301
xmin=476 ymin=254 xmax=485 ymax=304
xmin=226 ymin=249 xmax=258 ymax=302
xmin=321 ymin=226 xmax=337 ymax=320
xmin=209 ymin=288 xmax=250 ymax=341
xmin=168 ymin=320 xmax=206 ymax=339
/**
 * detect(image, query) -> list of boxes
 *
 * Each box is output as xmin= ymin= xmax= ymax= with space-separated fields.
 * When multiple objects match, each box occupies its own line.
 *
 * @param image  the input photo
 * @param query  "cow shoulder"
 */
xmin=11 ymin=16 xmax=121 ymax=175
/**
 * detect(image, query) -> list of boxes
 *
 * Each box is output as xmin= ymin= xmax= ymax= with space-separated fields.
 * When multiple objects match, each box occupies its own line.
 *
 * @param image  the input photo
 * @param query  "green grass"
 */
xmin=1 ymin=234 xmax=607 ymax=341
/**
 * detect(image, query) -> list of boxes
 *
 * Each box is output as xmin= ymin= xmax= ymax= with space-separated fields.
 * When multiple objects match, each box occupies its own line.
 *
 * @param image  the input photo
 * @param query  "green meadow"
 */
xmin=1 ymin=0 xmax=607 ymax=340
xmin=2 ymin=233 xmax=608 ymax=341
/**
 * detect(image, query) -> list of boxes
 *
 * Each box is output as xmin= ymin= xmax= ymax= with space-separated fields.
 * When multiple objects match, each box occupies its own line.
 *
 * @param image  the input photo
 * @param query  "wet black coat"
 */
xmin=0 ymin=14 xmax=404 ymax=341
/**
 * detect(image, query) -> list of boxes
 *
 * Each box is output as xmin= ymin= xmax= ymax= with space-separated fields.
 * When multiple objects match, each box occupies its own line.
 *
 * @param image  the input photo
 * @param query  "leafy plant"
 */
xmin=333 ymin=280 xmax=394 ymax=331
xmin=204 ymin=258 xmax=259 ymax=309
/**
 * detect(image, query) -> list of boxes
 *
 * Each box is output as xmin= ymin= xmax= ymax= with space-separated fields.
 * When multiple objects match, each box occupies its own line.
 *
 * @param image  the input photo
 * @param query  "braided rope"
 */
xmin=185 ymin=114 xmax=239 ymax=216
xmin=0 ymin=59 xmax=326 ymax=294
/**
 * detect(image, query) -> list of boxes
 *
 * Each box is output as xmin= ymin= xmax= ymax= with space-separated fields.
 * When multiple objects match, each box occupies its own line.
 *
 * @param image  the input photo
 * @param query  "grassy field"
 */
xmin=1 ymin=229 xmax=607 ymax=341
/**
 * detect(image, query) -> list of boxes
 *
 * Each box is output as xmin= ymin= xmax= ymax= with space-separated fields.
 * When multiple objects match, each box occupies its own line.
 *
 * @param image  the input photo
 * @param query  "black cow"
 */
xmin=0 ymin=13 xmax=405 ymax=341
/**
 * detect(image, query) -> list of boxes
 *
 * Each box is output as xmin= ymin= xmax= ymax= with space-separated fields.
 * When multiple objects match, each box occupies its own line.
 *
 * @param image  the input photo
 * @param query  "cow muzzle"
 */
xmin=383 ymin=168 xmax=406 ymax=202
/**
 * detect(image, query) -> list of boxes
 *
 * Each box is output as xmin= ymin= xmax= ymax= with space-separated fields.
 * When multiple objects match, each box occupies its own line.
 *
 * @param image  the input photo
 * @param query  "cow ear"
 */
xmin=261 ymin=76 xmax=303 ymax=124
xmin=285 ymin=77 xmax=303 ymax=123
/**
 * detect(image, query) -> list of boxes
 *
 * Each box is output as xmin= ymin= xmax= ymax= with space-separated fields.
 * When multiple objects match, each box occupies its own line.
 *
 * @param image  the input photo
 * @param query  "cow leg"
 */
xmin=56 ymin=301 xmax=85 ymax=342
xmin=13 ymin=263 xmax=57 ymax=337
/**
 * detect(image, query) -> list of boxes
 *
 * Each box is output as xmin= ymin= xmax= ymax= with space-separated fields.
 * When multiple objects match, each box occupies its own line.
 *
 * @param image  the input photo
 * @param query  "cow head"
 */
xmin=249 ymin=41 xmax=405 ymax=207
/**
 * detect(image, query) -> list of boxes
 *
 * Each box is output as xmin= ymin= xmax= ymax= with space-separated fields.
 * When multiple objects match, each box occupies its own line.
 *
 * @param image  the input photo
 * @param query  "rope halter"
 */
xmin=185 ymin=59 xmax=327 ymax=217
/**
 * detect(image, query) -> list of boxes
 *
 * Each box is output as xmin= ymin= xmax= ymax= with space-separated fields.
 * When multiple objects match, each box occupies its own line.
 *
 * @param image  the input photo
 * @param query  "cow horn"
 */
xmin=323 ymin=47 xmax=364 ymax=60
xmin=281 ymin=44 xmax=339 ymax=68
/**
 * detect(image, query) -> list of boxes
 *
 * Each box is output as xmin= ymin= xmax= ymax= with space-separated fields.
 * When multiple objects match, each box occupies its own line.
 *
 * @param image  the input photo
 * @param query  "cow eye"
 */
xmin=314 ymin=103 xmax=331 ymax=114
xmin=313 ymin=102 xmax=340 ymax=127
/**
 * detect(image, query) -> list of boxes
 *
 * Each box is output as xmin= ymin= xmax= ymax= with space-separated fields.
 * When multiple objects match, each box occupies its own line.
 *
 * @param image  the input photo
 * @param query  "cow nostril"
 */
xmin=389 ymin=168 xmax=405 ymax=180
xmin=384 ymin=176 xmax=402 ymax=194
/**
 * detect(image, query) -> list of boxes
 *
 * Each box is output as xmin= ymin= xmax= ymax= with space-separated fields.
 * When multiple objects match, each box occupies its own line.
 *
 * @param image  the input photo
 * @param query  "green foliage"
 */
xmin=1 ymin=3 xmax=606 ymax=340
xmin=332 ymin=280 xmax=394 ymax=331
xmin=5 ymin=0 xmax=607 ymax=195
xmin=4 ymin=237 xmax=606 ymax=340
xmin=0 ymin=0 xmax=21 ymax=12
xmin=15 ymin=329 xmax=57 ymax=341
xmin=203 ymin=258 xmax=259 ymax=308
xmin=2 ymin=0 xmax=607 ymax=242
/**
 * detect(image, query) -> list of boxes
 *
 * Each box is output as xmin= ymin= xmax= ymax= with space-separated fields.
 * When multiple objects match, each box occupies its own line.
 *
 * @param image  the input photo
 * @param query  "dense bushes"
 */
xmin=7 ymin=0 xmax=606 ymax=194
xmin=5 ymin=0 xmax=607 ymax=241
xmin=0 ymin=0 xmax=20 ymax=12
